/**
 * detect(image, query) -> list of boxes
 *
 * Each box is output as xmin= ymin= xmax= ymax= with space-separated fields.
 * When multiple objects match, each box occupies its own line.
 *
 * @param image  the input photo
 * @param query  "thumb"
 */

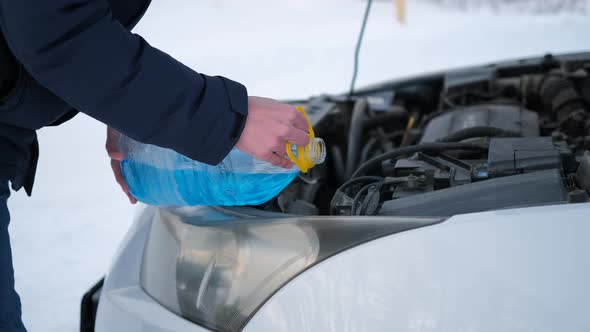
xmin=106 ymin=127 xmax=124 ymax=161
xmin=108 ymin=150 xmax=124 ymax=161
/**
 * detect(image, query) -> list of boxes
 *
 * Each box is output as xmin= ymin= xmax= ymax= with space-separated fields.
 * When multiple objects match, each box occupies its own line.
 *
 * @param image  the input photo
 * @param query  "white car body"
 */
xmin=95 ymin=202 xmax=590 ymax=332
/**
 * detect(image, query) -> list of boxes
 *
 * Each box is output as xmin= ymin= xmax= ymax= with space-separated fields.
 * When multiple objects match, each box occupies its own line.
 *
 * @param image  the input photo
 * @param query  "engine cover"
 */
xmin=420 ymin=104 xmax=540 ymax=142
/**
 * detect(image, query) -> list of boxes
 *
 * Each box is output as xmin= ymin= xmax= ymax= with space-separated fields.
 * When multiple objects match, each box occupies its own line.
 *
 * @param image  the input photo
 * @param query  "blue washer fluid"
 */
xmin=118 ymin=135 xmax=325 ymax=206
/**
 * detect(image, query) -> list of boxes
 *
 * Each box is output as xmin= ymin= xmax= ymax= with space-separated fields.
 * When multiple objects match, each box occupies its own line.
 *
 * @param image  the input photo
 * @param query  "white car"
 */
xmin=81 ymin=52 xmax=590 ymax=332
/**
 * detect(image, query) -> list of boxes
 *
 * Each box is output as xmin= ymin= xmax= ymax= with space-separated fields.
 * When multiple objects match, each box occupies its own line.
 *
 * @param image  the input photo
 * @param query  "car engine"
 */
xmin=266 ymin=54 xmax=590 ymax=217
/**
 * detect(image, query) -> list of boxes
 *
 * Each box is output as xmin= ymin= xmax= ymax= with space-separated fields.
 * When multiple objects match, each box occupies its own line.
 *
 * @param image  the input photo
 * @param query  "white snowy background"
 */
xmin=7 ymin=0 xmax=590 ymax=330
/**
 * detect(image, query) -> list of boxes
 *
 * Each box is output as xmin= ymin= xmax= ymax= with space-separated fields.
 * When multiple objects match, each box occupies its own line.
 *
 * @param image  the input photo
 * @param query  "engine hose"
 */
xmin=360 ymin=130 xmax=406 ymax=164
xmin=330 ymin=145 xmax=347 ymax=184
xmin=362 ymin=106 xmax=408 ymax=130
xmin=437 ymin=126 xmax=521 ymax=143
xmin=351 ymin=142 xmax=487 ymax=179
xmin=527 ymin=74 xmax=588 ymax=135
xmin=360 ymin=137 xmax=380 ymax=164
xmin=345 ymin=98 xmax=369 ymax=178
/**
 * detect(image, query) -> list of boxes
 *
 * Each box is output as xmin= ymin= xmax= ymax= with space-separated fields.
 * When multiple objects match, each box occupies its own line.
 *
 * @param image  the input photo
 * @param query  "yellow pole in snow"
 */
xmin=395 ymin=0 xmax=405 ymax=24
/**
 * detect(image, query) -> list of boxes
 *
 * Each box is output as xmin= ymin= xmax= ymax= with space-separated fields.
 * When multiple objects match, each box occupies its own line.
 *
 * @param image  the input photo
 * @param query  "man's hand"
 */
xmin=236 ymin=97 xmax=310 ymax=169
xmin=106 ymin=127 xmax=137 ymax=204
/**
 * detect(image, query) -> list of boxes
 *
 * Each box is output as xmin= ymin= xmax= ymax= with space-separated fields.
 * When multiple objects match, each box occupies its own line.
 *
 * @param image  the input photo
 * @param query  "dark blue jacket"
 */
xmin=0 ymin=0 xmax=248 ymax=195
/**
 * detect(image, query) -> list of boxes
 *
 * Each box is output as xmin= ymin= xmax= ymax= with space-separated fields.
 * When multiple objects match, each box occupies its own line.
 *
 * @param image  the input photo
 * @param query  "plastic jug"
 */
xmin=119 ymin=107 xmax=325 ymax=206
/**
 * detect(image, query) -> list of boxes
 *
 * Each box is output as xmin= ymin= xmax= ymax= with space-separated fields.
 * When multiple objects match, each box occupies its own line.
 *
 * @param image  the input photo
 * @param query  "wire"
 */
xmin=350 ymin=182 xmax=380 ymax=215
xmin=348 ymin=0 xmax=373 ymax=99
xmin=330 ymin=176 xmax=383 ymax=216
xmin=337 ymin=176 xmax=384 ymax=196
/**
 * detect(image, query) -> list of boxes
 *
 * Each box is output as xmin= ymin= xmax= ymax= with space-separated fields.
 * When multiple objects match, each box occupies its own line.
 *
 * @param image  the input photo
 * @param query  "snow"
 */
xmin=421 ymin=0 xmax=589 ymax=13
xmin=6 ymin=0 xmax=589 ymax=331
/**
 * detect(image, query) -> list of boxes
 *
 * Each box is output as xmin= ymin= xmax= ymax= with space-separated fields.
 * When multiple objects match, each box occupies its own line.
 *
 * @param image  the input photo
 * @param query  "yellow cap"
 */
xmin=285 ymin=106 xmax=318 ymax=173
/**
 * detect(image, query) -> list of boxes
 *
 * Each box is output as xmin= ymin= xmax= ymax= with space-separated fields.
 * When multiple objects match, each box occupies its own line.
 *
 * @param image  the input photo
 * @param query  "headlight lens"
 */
xmin=140 ymin=207 xmax=441 ymax=332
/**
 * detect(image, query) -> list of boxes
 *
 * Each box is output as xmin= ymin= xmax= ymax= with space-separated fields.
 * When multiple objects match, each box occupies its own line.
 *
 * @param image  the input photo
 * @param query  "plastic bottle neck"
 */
xmin=308 ymin=138 xmax=326 ymax=165
xmin=285 ymin=107 xmax=327 ymax=173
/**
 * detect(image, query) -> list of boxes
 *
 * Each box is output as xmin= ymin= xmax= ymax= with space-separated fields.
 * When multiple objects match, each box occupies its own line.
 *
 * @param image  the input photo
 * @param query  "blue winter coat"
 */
xmin=0 ymin=0 xmax=248 ymax=195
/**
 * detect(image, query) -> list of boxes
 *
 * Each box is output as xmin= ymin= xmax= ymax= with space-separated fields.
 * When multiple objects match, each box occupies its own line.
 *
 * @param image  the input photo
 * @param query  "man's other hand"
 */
xmin=236 ymin=97 xmax=310 ymax=169
xmin=106 ymin=127 xmax=137 ymax=204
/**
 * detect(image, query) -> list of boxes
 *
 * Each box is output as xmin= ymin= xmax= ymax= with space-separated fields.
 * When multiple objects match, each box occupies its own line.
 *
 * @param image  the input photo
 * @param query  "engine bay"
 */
xmin=265 ymin=53 xmax=590 ymax=217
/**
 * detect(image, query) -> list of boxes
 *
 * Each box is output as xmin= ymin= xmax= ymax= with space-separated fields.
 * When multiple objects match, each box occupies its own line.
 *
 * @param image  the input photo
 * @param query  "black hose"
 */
xmin=436 ymin=126 xmax=521 ymax=143
xmin=527 ymin=74 xmax=588 ymax=135
xmin=362 ymin=107 xmax=408 ymax=130
xmin=360 ymin=130 xmax=406 ymax=164
xmin=350 ymin=182 xmax=379 ymax=216
xmin=330 ymin=145 xmax=346 ymax=184
xmin=360 ymin=137 xmax=380 ymax=164
xmin=351 ymin=142 xmax=487 ymax=179
xmin=345 ymin=98 xmax=369 ymax=178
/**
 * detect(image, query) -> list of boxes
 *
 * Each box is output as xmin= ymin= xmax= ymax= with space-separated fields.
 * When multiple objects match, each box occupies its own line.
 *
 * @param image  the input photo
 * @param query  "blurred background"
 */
xmin=7 ymin=0 xmax=589 ymax=330
xmin=422 ymin=0 xmax=587 ymax=12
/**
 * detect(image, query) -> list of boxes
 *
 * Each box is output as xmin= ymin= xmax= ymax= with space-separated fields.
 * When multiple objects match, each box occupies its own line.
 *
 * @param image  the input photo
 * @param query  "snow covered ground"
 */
xmin=7 ymin=0 xmax=589 ymax=331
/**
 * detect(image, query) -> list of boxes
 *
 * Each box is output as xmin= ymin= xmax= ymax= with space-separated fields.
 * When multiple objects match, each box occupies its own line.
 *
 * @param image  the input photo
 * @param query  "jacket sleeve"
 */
xmin=0 ymin=0 xmax=248 ymax=165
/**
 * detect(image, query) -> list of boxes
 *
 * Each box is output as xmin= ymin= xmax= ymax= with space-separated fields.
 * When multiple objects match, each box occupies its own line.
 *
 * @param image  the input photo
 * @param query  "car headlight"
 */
xmin=140 ymin=207 xmax=441 ymax=332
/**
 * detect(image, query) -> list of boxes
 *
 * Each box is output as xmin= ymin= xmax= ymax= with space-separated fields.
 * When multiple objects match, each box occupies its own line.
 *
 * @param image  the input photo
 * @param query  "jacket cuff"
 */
xmin=188 ymin=76 xmax=248 ymax=165
xmin=210 ymin=76 xmax=247 ymax=164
